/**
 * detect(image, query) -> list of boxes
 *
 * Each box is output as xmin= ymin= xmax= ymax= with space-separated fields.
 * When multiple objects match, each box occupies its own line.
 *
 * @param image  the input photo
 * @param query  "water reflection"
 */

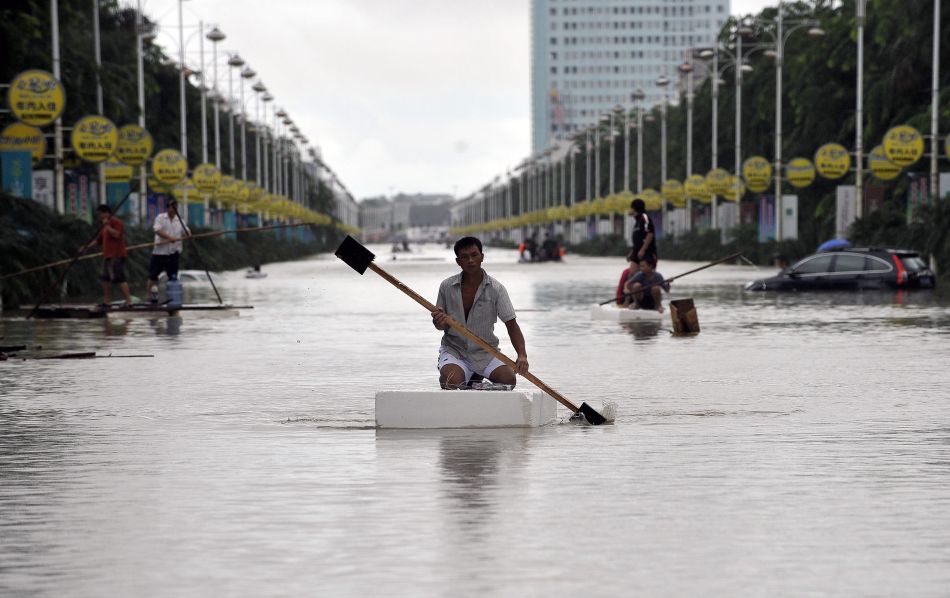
xmin=148 ymin=316 xmax=182 ymax=336
xmin=102 ymin=318 xmax=129 ymax=337
xmin=621 ymin=320 xmax=664 ymax=340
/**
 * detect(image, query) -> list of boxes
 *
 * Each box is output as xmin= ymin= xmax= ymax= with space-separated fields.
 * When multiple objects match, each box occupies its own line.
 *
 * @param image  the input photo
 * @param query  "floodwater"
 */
xmin=2 ymin=244 xmax=950 ymax=597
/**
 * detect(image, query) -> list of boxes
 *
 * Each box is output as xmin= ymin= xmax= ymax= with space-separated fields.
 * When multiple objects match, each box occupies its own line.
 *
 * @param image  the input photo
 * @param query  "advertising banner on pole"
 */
xmin=1 ymin=150 xmax=33 ymax=198
xmin=32 ymin=169 xmax=54 ymax=210
xmin=781 ymin=195 xmax=799 ymax=241
xmin=757 ymin=194 xmax=776 ymax=242
xmin=836 ymin=185 xmax=856 ymax=238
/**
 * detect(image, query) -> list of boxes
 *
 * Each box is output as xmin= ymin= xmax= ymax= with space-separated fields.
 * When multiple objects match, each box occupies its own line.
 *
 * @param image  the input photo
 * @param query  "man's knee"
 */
xmin=440 ymin=364 xmax=467 ymax=389
xmin=488 ymin=365 xmax=516 ymax=387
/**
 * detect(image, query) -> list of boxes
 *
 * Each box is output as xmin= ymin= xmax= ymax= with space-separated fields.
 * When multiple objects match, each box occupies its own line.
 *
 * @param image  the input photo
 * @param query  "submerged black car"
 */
xmin=744 ymin=248 xmax=936 ymax=291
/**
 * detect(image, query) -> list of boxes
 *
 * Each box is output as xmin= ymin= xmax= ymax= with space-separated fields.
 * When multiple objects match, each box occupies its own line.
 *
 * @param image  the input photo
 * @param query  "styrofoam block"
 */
xmin=375 ymin=389 xmax=559 ymax=429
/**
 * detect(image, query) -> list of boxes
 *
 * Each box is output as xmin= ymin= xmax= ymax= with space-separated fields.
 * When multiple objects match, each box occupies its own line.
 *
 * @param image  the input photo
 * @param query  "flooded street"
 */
xmin=2 ymin=244 xmax=950 ymax=596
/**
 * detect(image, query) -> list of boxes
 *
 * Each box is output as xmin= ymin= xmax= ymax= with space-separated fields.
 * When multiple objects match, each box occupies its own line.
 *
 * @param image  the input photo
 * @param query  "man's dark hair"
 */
xmin=631 ymin=198 xmax=645 ymax=213
xmin=96 ymin=204 xmax=111 ymax=214
xmin=453 ymin=236 xmax=483 ymax=256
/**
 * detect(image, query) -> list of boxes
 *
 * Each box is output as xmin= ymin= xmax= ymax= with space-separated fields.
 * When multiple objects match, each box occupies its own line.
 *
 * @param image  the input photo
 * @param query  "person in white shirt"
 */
xmin=146 ymin=200 xmax=190 ymax=303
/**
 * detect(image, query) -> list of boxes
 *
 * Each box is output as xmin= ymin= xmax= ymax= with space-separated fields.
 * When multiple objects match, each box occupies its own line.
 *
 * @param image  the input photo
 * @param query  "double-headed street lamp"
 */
xmin=754 ymin=3 xmax=825 ymax=239
xmin=698 ymin=23 xmax=753 ymax=231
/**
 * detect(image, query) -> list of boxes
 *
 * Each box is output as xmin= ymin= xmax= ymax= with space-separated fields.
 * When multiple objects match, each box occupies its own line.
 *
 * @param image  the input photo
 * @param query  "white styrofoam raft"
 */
xmin=375 ymin=389 xmax=559 ymax=429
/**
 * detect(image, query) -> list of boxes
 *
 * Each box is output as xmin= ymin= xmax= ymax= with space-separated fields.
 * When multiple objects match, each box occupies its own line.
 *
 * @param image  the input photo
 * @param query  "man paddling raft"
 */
xmin=431 ymin=236 xmax=529 ymax=390
xmin=623 ymin=256 xmax=670 ymax=313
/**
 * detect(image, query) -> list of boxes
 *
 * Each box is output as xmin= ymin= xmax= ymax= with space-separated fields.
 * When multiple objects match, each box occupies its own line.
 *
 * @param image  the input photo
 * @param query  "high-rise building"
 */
xmin=531 ymin=0 xmax=730 ymax=154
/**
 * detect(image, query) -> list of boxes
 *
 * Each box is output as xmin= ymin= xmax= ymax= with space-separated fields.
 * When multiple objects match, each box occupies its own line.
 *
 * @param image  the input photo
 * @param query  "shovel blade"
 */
xmin=576 ymin=402 xmax=607 ymax=425
xmin=335 ymin=235 xmax=375 ymax=274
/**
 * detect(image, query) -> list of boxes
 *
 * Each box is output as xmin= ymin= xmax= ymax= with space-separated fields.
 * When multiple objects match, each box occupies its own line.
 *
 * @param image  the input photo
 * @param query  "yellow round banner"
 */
xmin=684 ymin=174 xmax=711 ymax=202
xmin=814 ymin=143 xmax=850 ymax=179
xmin=786 ymin=158 xmax=816 ymax=188
xmin=70 ymin=115 xmax=118 ymax=163
xmin=882 ymin=125 xmax=924 ymax=168
xmin=945 ymin=135 xmax=950 ymax=161
xmin=103 ymin=160 xmax=134 ymax=182
xmin=151 ymin=149 xmax=188 ymax=185
xmin=868 ymin=145 xmax=901 ymax=181
xmin=172 ymin=178 xmax=197 ymax=201
xmin=216 ymin=175 xmax=239 ymax=202
xmin=115 ymin=125 xmax=154 ymax=166
xmin=639 ymin=189 xmax=662 ymax=211
xmin=706 ymin=168 xmax=732 ymax=195
xmin=742 ymin=155 xmax=772 ymax=193
xmin=723 ymin=176 xmax=746 ymax=202
xmin=237 ymin=182 xmax=252 ymax=203
xmin=7 ymin=70 xmax=66 ymax=127
xmin=661 ymin=179 xmax=685 ymax=206
xmin=0 ymin=122 xmax=46 ymax=163
xmin=193 ymin=163 xmax=222 ymax=194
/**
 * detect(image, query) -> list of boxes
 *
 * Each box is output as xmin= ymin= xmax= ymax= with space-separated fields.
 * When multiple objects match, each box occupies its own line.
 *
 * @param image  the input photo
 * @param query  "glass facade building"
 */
xmin=531 ymin=0 xmax=730 ymax=153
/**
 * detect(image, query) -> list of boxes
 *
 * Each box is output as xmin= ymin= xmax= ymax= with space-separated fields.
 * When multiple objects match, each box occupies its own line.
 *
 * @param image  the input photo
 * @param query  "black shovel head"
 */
xmin=335 ymin=235 xmax=376 ymax=274
xmin=577 ymin=402 xmax=607 ymax=425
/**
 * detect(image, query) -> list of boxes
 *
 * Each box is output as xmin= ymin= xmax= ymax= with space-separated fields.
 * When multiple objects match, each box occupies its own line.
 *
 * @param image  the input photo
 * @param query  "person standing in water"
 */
xmin=84 ymin=204 xmax=133 ymax=308
xmin=146 ymin=199 xmax=190 ymax=303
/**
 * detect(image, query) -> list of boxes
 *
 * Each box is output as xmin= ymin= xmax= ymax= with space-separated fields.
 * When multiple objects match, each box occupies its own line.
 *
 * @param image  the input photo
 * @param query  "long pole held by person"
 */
xmin=172 ymin=206 xmax=224 ymax=305
xmin=26 ymin=191 xmax=135 ymax=319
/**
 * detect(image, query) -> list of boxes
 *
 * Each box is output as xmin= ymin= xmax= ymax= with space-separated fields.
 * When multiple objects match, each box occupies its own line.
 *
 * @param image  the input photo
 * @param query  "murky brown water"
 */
xmin=3 ymin=244 xmax=950 ymax=596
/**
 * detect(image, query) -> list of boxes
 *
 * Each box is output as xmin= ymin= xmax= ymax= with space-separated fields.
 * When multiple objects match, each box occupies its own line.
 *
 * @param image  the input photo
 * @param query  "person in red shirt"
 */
xmin=84 ymin=204 xmax=132 ymax=308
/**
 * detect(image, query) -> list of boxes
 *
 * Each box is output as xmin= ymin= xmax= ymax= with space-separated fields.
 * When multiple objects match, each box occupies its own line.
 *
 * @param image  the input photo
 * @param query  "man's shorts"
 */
xmin=636 ymin=290 xmax=657 ymax=310
xmin=148 ymin=252 xmax=181 ymax=281
xmin=437 ymin=347 xmax=506 ymax=384
xmin=101 ymin=258 xmax=127 ymax=283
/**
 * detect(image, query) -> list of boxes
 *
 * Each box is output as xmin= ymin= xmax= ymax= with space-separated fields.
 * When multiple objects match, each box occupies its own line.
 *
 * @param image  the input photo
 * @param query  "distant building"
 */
xmin=531 ymin=0 xmax=730 ymax=154
xmin=359 ymin=193 xmax=455 ymax=242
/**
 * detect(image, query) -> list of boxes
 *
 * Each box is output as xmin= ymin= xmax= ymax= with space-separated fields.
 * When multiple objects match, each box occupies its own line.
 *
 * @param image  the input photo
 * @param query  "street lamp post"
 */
xmin=855 ymin=0 xmax=866 ymax=219
xmin=252 ymin=81 xmax=266 ymax=187
xmin=679 ymin=58 xmax=695 ymax=231
xmin=227 ymin=53 xmax=244 ymax=175
xmin=594 ymin=118 xmax=601 ymax=200
xmin=585 ymin=127 xmax=593 ymax=203
xmin=198 ymin=21 xmax=207 ymax=164
xmin=656 ymin=75 xmax=670 ymax=233
xmin=239 ymin=65 xmax=256 ymax=182
xmin=206 ymin=26 xmax=225 ymax=169
xmin=623 ymin=105 xmax=631 ymax=192
xmin=632 ymin=89 xmax=645 ymax=193
xmin=261 ymin=92 xmax=273 ymax=191
xmin=759 ymin=4 xmax=825 ymax=239
xmin=930 ymin=0 xmax=941 ymax=201
xmin=135 ymin=0 xmax=149 ymax=223
xmin=176 ymin=0 xmax=191 ymax=222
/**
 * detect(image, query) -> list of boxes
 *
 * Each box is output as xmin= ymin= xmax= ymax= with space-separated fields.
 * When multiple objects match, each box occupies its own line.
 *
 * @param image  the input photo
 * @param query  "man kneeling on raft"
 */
xmin=623 ymin=256 xmax=670 ymax=313
xmin=431 ymin=236 xmax=529 ymax=389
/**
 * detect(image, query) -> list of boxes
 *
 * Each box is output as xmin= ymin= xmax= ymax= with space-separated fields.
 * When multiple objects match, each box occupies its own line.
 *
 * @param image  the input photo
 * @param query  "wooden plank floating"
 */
xmin=22 ymin=303 xmax=253 ymax=319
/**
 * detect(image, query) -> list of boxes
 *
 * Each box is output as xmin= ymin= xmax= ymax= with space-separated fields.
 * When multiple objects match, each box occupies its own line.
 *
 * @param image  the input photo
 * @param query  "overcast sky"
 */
xmin=145 ymin=0 xmax=775 ymax=200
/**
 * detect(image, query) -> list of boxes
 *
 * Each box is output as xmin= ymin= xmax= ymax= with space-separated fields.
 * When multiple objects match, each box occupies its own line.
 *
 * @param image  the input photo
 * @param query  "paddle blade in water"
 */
xmin=576 ymin=402 xmax=608 ymax=425
xmin=335 ymin=235 xmax=376 ymax=274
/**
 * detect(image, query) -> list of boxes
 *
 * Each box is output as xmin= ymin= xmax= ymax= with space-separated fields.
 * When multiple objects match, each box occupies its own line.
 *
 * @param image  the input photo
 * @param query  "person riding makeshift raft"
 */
xmin=431 ymin=236 xmax=529 ymax=390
